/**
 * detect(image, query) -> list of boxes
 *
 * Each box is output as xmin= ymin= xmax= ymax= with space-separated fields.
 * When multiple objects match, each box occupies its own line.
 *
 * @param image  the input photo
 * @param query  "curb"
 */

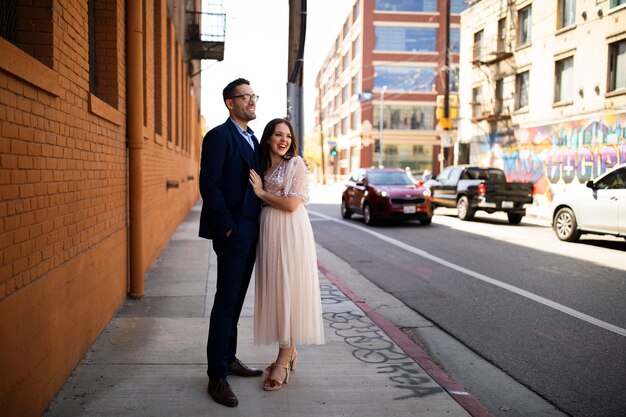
xmin=318 ymin=261 xmax=496 ymax=417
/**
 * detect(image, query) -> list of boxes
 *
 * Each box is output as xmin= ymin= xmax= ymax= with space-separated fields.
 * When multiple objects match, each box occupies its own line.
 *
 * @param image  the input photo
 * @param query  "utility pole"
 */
xmin=444 ymin=0 xmax=450 ymax=123
xmin=317 ymin=83 xmax=326 ymax=184
xmin=440 ymin=0 xmax=451 ymax=172
xmin=378 ymin=86 xmax=386 ymax=168
xmin=287 ymin=0 xmax=307 ymax=155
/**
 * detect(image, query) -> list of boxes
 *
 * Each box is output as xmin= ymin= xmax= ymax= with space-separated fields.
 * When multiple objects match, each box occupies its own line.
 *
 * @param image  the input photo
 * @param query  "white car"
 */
xmin=551 ymin=163 xmax=626 ymax=242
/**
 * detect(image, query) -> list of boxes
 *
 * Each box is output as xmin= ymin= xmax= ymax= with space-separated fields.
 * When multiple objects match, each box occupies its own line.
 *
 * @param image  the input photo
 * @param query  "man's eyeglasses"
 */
xmin=229 ymin=94 xmax=260 ymax=103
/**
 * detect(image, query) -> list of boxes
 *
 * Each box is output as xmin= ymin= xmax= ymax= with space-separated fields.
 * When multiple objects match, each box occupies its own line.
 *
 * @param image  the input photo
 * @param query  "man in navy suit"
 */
xmin=199 ymin=78 xmax=264 ymax=407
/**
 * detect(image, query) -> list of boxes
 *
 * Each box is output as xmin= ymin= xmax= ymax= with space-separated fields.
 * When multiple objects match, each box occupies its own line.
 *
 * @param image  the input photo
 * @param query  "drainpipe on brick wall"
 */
xmin=127 ymin=0 xmax=145 ymax=298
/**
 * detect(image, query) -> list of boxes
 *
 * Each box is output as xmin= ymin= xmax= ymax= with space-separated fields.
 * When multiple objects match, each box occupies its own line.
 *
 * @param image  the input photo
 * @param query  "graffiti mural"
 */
xmin=471 ymin=112 xmax=626 ymax=201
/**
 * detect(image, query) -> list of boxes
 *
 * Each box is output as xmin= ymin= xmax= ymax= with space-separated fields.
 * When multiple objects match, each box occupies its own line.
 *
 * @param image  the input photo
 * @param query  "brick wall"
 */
xmin=0 ymin=1 xmax=202 ymax=416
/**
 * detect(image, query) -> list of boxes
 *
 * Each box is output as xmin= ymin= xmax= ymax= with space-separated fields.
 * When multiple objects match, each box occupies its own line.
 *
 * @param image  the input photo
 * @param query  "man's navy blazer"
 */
xmin=199 ymin=118 xmax=262 ymax=239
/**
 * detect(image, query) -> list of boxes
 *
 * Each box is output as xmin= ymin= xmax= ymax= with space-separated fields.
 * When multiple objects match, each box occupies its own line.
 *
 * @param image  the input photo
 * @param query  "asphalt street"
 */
xmin=307 ymin=200 xmax=626 ymax=417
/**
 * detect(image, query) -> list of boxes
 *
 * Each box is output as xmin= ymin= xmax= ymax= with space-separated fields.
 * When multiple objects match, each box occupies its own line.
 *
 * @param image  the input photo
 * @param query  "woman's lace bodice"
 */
xmin=264 ymin=156 xmax=309 ymax=204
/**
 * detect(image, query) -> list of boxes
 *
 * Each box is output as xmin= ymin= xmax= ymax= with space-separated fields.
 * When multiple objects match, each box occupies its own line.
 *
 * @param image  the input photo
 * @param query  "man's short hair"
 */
xmin=223 ymin=78 xmax=250 ymax=101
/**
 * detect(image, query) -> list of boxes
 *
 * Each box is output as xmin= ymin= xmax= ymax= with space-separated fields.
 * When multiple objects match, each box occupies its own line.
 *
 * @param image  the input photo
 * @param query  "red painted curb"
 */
xmin=318 ymin=261 xmax=496 ymax=417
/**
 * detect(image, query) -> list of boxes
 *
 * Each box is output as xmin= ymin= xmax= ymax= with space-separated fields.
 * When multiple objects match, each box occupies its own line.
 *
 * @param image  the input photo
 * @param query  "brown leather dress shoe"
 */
xmin=207 ymin=379 xmax=238 ymax=407
xmin=227 ymin=358 xmax=263 ymax=377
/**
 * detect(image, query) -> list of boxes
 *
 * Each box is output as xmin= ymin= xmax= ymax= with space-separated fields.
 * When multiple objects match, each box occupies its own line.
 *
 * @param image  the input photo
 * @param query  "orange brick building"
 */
xmin=0 ymin=1 xmax=224 ymax=416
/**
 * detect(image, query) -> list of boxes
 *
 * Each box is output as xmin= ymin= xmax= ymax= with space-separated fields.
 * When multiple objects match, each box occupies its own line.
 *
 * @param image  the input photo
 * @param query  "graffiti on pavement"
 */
xmin=321 ymin=283 xmax=442 ymax=400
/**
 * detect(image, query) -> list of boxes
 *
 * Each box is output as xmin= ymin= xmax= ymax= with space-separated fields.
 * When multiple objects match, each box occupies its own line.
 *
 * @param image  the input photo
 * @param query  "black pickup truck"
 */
xmin=427 ymin=165 xmax=534 ymax=224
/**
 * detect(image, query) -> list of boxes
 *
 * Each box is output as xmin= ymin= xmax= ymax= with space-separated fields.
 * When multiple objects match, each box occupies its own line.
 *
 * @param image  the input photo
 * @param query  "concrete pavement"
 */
xmin=43 ymin=196 xmax=491 ymax=417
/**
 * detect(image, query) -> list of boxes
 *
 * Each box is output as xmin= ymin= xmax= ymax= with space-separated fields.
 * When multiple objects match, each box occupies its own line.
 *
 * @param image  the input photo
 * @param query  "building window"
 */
xmin=497 ymin=18 xmax=507 ymax=52
xmin=142 ymin=0 xmax=147 ymax=127
xmin=374 ymin=65 xmax=437 ymax=91
xmin=2 ymin=0 xmax=54 ymax=67
xmin=343 ymin=17 xmax=350 ymax=38
xmin=166 ymin=21 xmax=172 ymax=143
xmin=375 ymin=26 xmax=436 ymax=52
xmin=516 ymin=71 xmax=529 ymax=109
xmin=378 ymin=144 xmax=433 ymax=171
xmin=473 ymin=29 xmax=484 ymax=61
xmin=343 ymin=53 xmax=350 ymax=72
xmin=555 ymin=56 xmax=574 ymax=102
xmin=450 ymin=28 xmax=460 ymax=54
xmin=351 ymin=73 xmax=360 ymax=94
xmin=373 ymin=105 xmax=435 ymax=130
xmin=375 ymin=0 xmax=436 ymax=13
xmin=452 ymin=0 xmax=467 ymax=13
xmin=342 ymin=84 xmax=350 ymax=102
xmin=386 ymin=145 xmax=398 ymax=156
xmin=472 ymin=86 xmax=483 ymax=118
xmin=353 ymin=1 xmax=360 ymax=21
xmin=175 ymin=47 xmax=181 ymax=148
xmin=351 ymin=111 xmax=359 ymax=129
xmin=517 ymin=5 xmax=532 ymax=46
xmin=558 ymin=0 xmax=576 ymax=29
xmin=383 ymin=144 xmax=433 ymax=172
xmin=89 ymin=0 xmax=118 ymax=107
xmin=608 ymin=39 xmax=626 ymax=92
xmin=341 ymin=117 xmax=349 ymax=135
xmin=154 ymin=0 xmax=162 ymax=135
xmin=0 ymin=1 xmax=17 ymax=44
xmin=609 ymin=0 xmax=626 ymax=8
xmin=352 ymin=36 xmax=360 ymax=61
xmin=495 ymin=79 xmax=504 ymax=114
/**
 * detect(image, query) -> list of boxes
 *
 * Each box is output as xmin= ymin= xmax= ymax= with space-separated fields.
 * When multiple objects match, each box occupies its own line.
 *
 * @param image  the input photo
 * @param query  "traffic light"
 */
xmin=330 ymin=146 xmax=337 ymax=157
xmin=374 ymin=138 xmax=380 ymax=153
xmin=436 ymin=94 xmax=458 ymax=129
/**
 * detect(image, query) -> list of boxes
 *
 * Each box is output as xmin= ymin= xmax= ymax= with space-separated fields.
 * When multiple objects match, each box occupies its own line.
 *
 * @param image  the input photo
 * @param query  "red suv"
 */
xmin=341 ymin=168 xmax=433 ymax=226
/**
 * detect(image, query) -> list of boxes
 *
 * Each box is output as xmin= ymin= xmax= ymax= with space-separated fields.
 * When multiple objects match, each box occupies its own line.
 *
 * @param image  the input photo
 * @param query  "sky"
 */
xmin=200 ymin=0 xmax=354 ymax=137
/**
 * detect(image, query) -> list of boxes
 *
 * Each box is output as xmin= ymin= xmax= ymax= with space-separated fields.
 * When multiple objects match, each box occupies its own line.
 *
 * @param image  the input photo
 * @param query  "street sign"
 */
xmin=358 ymin=91 xmax=373 ymax=101
xmin=441 ymin=132 xmax=452 ymax=147
xmin=327 ymin=141 xmax=336 ymax=145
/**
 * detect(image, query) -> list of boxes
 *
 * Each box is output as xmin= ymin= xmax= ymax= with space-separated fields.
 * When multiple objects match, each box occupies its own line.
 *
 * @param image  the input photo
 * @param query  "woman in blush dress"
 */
xmin=248 ymin=118 xmax=324 ymax=391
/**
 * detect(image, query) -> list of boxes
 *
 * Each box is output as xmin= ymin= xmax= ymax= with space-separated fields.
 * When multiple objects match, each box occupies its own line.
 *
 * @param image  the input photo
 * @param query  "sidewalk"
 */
xmin=43 ymin=200 xmax=487 ymax=417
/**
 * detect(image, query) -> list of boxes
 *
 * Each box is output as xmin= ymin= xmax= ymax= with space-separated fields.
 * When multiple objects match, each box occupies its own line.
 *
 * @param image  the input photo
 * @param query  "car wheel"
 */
xmin=420 ymin=216 xmax=432 ymax=225
xmin=457 ymin=196 xmax=474 ymax=221
xmin=341 ymin=198 xmax=352 ymax=219
xmin=507 ymin=213 xmax=523 ymax=224
xmin=363 ymin=203 xmax=376 ymax=226
xmin=554 ymin=207 xmax=581 ymax=242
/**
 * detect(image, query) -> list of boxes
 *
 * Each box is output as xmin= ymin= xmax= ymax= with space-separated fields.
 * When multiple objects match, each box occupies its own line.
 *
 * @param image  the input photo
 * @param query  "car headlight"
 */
xmin=422 ymin=188 xmax=431 ymax=197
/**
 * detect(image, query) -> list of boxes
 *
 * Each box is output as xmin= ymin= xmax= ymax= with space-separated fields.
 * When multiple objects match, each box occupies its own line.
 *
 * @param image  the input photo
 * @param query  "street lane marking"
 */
xmin=308 ymin=210 xmax=626 ymax=338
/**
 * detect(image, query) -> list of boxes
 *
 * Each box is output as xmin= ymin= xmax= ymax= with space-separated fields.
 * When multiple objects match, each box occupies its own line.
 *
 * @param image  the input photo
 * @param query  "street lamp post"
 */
xmin=378 ymin=85 xmax=386 ymax=168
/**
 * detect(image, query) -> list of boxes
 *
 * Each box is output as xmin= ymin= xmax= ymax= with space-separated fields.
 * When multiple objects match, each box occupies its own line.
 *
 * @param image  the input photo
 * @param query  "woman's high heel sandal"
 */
xmin=263 ymin=363 xmax=290 ymax=391
xmin=289 ymin=349 xmax=298 ymax=371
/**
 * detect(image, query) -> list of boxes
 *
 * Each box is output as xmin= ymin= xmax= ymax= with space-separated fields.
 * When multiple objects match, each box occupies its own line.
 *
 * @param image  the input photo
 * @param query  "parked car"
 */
xmin=551 ymin=163 xmax=626 ymax=242
xmin=341 ymin=168 xmax=433 ymax=226
xmin=427 ymin=165 xmax=534 ymax=224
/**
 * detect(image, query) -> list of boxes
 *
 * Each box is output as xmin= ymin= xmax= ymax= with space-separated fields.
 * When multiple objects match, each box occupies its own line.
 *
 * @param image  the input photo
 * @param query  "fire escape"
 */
xmin=185 ymin=3 xmax=226 ymax=61
xmin=470 ymin=1 xmax=517 ymax=130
